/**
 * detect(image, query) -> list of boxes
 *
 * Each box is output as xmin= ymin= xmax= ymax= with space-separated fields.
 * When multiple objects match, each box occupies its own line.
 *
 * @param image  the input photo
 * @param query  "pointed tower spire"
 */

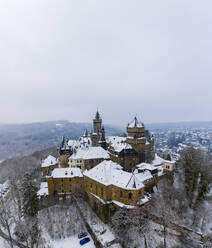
xmin=95 ymin=109 xmax=100 ymax=120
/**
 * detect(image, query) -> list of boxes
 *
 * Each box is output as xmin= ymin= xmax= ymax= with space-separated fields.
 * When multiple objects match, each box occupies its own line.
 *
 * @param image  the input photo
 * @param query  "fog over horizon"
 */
xmin=0 ymin=0 xmax=212 ymax=125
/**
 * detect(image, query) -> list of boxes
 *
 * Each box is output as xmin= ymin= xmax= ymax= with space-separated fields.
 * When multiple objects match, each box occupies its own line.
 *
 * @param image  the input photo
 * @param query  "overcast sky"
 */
xmin=0 ymin=0 xmax=211 ymax=125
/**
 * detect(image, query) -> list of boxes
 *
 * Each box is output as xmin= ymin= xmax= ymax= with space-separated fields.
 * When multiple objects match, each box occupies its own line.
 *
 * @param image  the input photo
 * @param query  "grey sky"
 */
xmin=0 ymin=0 xmax=211 ymax=125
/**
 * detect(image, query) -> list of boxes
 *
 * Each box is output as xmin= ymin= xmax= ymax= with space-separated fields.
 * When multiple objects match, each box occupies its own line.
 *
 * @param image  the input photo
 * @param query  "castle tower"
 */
xmin=99 ymin=126 xmax=107 ymax=150
xmin=93 ymin=111 xmax=102 ymax=133
xmin=126 ymin=116 xmax=155 ymax=163
xmin=57 ymin=136 xmax=73 ymax=168
xmin=91 ymin=111 xmax=106 ymax=147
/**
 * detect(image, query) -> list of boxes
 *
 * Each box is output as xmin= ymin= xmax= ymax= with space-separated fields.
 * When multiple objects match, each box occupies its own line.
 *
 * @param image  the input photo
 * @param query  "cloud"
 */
xmin=0 ymin=0 xmax=211 ymax=124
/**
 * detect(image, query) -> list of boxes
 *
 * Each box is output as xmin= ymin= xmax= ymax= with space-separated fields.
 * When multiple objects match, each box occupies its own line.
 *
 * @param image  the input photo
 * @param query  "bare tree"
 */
xmin=150 ymin=179 xmax=180 ymax=248
xmin=0 ymin=201 xmax=29 ymax=248
xmin=0 ymin=202 xmax=14 ymax=248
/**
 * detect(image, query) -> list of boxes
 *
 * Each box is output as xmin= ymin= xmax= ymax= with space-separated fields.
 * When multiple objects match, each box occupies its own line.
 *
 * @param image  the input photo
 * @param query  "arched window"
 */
xmin=128 ymin=192 xmax=132 ymax=199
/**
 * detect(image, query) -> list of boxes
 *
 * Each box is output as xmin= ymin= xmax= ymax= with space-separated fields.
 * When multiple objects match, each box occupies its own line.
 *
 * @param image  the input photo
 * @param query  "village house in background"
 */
xmin=40 ymin=111 xmax=175 ymax=222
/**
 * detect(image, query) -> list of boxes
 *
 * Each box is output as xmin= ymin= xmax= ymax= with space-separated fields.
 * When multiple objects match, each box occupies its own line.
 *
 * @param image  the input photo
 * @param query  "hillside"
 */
xmin=0 ymin=146 xmax=57 ymax=183
xmin=0 ymin=120 xmax=123 ymax=161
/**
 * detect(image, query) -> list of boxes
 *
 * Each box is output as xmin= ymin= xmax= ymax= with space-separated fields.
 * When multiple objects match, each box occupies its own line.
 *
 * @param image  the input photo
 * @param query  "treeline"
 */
xmin=180 ymin=147 xmax=212 ymax=208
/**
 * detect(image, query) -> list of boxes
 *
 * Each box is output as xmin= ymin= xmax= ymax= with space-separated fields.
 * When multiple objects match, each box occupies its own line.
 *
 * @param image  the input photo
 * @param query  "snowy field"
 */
xmin=51 ymin=235 xmax=95 ymax=248
xmin=0 ymin=236 xmax=96 ymax=248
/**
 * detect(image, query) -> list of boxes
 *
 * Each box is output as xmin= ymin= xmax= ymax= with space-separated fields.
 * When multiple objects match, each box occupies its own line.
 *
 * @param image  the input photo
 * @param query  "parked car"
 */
xmin=78 ymin=232 xmax=88 ymax=239
xmin=80 ymin=237 xmax=90 ymax=246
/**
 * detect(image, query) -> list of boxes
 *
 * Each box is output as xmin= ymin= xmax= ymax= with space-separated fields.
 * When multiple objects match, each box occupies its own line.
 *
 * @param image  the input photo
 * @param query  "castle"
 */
xmin=41 ymin=111 xmax=175 ymax=222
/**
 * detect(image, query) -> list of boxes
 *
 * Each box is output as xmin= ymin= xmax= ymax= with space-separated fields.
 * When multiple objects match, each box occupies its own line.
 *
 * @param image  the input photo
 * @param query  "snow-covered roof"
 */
xmin=134 ymin=170 xmax=153 ymax=182
xmin=37 ymin=182 xmax=48 ymax=197
xmin=84 ymin=160 xmax=144 ymax=190
xmin=128 ymin=117 xmax=144 ymax=128
xmin=67 ymin=136 xmax=92 ymax=150
xmin=163 ymin=160 xmax=175 ymax=164
xmin=136 ymin=162 xmax=156 ymax=171
xmin=69 ymin=146 xmax=110 ymax=160
xmin=41 ymin=155 xmax=58 ymax=168
xmin=107 ymin=136 xmax=126 ymax=144
xmin=51 ymin=168 xmax=83 ymax=178
xmin=107 ymin=136 xmax=132 ymax=152
xmin=134 ymin=170 xmax=153 ymax=183
xmin=151 ymin=154 xmax=165 ymax=166
xmin=112 ymin=142 xmax=132 ymax=153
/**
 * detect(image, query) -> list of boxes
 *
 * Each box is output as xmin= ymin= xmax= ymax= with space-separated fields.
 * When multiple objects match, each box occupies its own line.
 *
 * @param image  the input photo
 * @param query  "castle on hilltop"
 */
xmin=40 ymin=111 xmax=175 ymax=222
xmin=56 ymin=111 xmax=156 ymax=172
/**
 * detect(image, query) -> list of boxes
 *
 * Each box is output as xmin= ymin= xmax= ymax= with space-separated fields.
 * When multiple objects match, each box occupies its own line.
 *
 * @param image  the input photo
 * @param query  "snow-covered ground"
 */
xmin=50 ymin=235 xmax=95 ymax=248
xmin=0 ymin=180 xmax=9 ymax=202
xmin=0 ymin=235 xmax=96 ymax=248
xmin=0 ymin=237 xmax=7 ymax=248
xmin=76 ymin=197 xmax=121 ymax=248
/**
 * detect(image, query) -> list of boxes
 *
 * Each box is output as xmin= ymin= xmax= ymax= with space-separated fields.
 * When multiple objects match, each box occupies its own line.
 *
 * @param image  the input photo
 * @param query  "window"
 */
xmin=101 ymin=187 xmax=104 ymax=197
xmin=61 ymin=179 xmax=63 ymax=182
xmin=96 ymin=185 xmax=97 ymax=194
xmin=90 ymin=183 xmax=93 ymax=189
xmin=69 ymin=178 xmax=71 ymax=182
xmin=120 ymin=191 xmax=123 ymax=198
xmin=128 ymin=192 xmax=132 ymax=199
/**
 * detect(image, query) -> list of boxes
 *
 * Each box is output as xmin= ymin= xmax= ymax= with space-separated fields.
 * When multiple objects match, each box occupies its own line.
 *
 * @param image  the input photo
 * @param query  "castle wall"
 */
xmin=47 ymin=176 xmax=84 ymax=195
xmin=84 ymin=176 xmax=145 ymax=207
xmin=69 ymin=158 xmax=105 ymax=171
xmin=110 ymin=153 xmax=139 ymax=172
xmin=59 ymin=154 xmax=70 ymax=168
xmin=42 ymin=163 xmax=58 ymax=177
xmin=84 ymin=158 xmax=105 ymax=170
xmin=127 ymin=126 xmax=145 ymax=138
xmin=68 ymin=159 xmax=84 ymax=170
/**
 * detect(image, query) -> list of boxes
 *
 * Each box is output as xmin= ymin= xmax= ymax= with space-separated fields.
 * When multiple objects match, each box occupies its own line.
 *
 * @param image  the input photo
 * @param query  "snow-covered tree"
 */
xmin=20 ymin=173 xmax=40 ymax=248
